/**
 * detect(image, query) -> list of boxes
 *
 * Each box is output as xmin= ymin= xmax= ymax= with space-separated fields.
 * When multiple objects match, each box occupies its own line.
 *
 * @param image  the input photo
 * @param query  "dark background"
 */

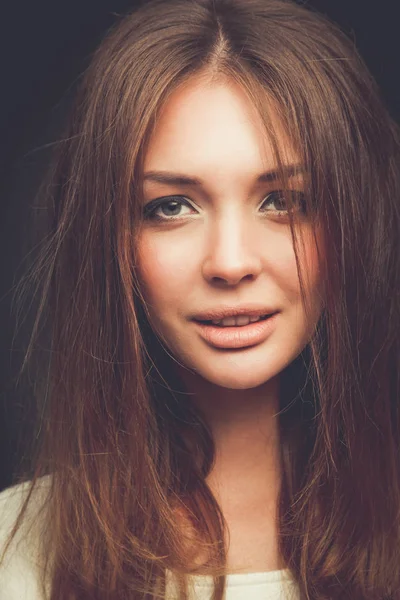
xmin=1 ymin=0 xmax=399 ymax=491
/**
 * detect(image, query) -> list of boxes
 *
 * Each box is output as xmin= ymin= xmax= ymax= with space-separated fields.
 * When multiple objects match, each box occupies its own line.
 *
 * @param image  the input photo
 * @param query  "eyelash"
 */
xmin=142 ymin=190 xmax=307 ymax=222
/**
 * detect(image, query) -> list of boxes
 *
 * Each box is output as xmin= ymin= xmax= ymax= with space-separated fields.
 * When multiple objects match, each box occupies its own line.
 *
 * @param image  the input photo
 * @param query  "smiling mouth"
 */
xmin=196 ymin=314 xmax=274 ymax=326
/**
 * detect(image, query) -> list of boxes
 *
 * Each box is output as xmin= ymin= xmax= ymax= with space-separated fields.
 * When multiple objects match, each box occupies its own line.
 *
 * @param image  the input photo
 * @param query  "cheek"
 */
xmin=136 ymin=234 xmax=189 ymax=310
xmin=302 ymin=241 xmax=321 ymax=287
xmin=297 ymin=227 xmax=325 ymax=312
xmin=137 ymin=240 xmax=166 ymax=303
xmin=277 ymin=227 xmax=323 ymax=306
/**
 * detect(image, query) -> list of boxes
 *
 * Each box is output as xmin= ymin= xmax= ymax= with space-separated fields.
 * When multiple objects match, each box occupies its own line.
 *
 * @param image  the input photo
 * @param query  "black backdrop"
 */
xmin=1 ymin=0 xmax=398 ymax=491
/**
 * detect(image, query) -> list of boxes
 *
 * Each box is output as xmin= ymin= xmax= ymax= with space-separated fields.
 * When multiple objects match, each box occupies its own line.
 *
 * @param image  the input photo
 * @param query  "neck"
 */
xmin=174 ymin=365 xmax=283 ymax=506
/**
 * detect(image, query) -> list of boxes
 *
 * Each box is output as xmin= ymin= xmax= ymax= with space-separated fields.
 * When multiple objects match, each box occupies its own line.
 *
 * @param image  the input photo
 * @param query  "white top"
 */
xmin=0 ymin=478 xmax=299 ymax=599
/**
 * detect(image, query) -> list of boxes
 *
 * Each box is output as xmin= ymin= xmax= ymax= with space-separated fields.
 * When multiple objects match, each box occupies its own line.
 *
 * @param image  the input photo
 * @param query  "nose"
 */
xmin=201 ymin=211 xmax=263 ymax=286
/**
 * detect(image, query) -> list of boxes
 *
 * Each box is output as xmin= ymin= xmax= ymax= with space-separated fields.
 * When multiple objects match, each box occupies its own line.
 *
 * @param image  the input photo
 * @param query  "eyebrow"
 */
xmin=143 ymin=164 xmax=304 ymax=187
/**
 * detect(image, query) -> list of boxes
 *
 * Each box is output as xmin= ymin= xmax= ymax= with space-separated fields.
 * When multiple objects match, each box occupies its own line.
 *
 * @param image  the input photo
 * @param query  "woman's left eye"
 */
xmin=260 ymin=190 xmax=306 ymax=215
xmin=142 ymin=191 xmax=306 ymax=222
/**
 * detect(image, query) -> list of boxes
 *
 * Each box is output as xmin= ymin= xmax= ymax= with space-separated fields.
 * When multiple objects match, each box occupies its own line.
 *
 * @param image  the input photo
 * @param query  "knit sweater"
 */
xmin=0 ymin=478 xmax=299 ymax=599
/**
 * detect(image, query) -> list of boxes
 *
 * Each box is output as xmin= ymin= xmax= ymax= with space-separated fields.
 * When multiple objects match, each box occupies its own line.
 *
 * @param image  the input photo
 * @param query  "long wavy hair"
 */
xmin=1 ymin=0 xmax=399 ymax=598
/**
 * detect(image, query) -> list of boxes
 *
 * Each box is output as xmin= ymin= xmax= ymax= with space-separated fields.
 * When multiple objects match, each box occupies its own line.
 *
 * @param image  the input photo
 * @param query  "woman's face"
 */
xmin=136 ymin=75 xmax=324 ymax=391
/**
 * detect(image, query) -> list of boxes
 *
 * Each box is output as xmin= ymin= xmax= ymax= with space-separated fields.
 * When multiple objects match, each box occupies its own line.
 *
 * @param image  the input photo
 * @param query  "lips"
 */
xmin=193 ymin=307 xmax=279 ymax=322
xmin=193 ymin=311 xmax=279 ymax=348
xmin=197 ymin=313 xmax=272 ymax=325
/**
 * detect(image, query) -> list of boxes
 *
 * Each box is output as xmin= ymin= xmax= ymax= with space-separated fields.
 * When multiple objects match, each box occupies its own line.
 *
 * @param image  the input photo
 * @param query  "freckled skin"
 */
xmin=136 ymin=74 xmax=324 ymax=572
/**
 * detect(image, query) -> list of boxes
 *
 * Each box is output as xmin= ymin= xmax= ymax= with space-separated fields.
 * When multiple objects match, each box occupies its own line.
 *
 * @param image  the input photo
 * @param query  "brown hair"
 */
xmin=2 ymin=0 xmax=399 ymax=598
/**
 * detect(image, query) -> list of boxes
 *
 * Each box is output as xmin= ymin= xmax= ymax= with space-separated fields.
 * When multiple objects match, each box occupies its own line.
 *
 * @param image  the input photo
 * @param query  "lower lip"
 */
xmin=192 ymin=313 xmax=279 ymax=349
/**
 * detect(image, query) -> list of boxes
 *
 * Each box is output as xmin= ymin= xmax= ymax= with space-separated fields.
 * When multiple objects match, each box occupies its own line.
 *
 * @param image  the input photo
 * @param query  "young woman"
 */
xmin=0 ymin=0 xmax=399 ymax=598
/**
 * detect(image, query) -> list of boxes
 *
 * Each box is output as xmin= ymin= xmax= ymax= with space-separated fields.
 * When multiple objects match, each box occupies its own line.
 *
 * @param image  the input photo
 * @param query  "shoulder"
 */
xmin=0 ymin=475 xmax=51 ymax=513
xmin=0 ymin=475 xmax=52 ymax=600
xmin=0 ymin=475 xmax=52 ymax=539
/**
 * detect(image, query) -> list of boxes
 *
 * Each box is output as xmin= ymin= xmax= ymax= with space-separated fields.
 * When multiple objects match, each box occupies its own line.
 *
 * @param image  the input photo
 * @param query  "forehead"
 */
xmin=143 ymin=76 xmax=298 ymax=180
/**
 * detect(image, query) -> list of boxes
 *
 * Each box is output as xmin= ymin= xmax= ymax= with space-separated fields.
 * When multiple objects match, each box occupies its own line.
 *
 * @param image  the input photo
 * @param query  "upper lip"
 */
xmin=192 ymin=305 xmax=279 ymax=321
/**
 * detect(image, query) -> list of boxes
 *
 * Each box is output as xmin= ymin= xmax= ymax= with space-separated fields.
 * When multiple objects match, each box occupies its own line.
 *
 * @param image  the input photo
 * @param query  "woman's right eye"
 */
xmin=142 ymin=196 xmax=195 ymax=222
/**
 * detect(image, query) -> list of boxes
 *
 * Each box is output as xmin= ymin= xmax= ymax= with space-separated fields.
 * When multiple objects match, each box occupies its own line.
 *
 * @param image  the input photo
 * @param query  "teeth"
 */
xmin=211 ymin=314 xmax=265 ymax=327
